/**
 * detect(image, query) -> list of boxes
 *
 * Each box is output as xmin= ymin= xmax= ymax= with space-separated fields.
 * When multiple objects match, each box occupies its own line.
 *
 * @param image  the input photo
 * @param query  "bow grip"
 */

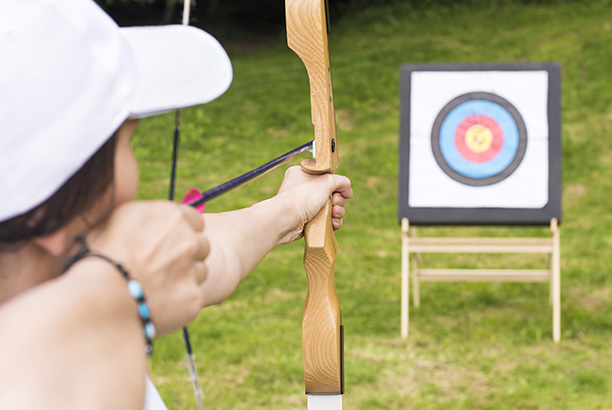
xmin=302 ymin=199 xmax=344 ymax=395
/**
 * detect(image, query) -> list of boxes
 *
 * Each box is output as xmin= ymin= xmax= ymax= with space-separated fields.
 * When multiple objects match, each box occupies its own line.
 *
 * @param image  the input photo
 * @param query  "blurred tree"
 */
xmin=96 ymin=0 xmax=374 ymax=28
xmin=96 ymin=0 xmax=587 ymax=35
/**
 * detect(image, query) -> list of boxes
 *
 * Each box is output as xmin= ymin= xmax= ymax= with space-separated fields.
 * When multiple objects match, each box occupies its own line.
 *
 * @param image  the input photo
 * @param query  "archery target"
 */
xmin=407 ymin=70 xmax=550 ymax=209
xmin=431 ymin=92 xmax=528 ymax=186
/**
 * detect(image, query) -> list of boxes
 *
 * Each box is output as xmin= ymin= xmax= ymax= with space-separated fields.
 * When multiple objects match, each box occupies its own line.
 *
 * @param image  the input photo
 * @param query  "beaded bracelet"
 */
xmin=64 ymin=235 xmax=156 ymax=355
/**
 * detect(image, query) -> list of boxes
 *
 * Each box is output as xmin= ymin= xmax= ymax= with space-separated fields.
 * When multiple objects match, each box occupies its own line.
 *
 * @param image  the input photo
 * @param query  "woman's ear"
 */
xmin=32 ymin=229 xmax=69 ymax=257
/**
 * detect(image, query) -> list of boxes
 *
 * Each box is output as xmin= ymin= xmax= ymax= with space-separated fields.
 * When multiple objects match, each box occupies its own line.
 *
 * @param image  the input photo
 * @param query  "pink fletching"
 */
xmin=182 ymin=188 xmax=205 ymax=213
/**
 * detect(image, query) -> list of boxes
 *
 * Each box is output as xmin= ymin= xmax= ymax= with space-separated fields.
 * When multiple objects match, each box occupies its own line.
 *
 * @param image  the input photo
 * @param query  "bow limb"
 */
xmin=285 ymin=0 xmax=344 ymax=404
xmin=287 ymin=0 xmax=338 ymax=175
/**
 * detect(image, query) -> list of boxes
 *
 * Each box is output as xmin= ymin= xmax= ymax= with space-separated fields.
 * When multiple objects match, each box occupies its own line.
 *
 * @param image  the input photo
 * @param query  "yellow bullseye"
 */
xmin=465 ymin=124 xmax=493 ymax=153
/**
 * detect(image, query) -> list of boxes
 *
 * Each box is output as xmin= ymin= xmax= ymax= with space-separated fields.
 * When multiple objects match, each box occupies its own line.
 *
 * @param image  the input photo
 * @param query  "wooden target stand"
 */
xmin=400 ymin=218 xmax=561 ymax=342
xmin=397 ymin=63 xmax=562 ymax=343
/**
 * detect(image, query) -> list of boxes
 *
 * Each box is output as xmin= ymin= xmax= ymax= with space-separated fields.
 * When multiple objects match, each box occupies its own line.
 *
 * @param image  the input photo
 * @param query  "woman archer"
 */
xmin=0 ymin=0 xmax=352 ymax=408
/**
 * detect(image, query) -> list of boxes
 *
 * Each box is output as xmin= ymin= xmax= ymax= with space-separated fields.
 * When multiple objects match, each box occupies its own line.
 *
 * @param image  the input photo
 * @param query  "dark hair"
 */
xmin=0 ymin=132 xmax=118 ymax=245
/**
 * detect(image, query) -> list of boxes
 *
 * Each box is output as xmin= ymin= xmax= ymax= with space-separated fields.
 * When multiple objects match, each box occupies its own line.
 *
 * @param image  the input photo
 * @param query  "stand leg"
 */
xmin=549 ymin=253 xmax=553 ymax=306
xmin=401 ymin=218 xmax=410 ymax=339
xmin=411 ymin=227 xmax=421 ymax=308
xmin=551 ymin=218 xmax=561 ymax=343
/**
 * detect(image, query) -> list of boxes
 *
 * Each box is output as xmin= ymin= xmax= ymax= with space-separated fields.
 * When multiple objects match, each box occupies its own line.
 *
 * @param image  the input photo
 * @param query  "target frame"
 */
xmin=398 ymin=63 xmax=561 ymax=225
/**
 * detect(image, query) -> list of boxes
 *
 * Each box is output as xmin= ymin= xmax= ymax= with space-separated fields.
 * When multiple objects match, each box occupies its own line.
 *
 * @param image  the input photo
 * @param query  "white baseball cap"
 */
xmin=0 ymin=0 xmax=233 ymax=222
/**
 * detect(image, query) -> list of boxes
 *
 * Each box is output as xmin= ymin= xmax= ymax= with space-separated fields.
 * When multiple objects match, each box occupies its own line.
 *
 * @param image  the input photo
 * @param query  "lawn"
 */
xmin=132 ymin=1 xmax=612 ymax=408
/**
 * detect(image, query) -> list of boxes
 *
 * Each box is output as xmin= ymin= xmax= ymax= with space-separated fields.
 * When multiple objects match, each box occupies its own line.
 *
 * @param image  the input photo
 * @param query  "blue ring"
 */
xmin=439 ymin=100 xmax=519 ymax=179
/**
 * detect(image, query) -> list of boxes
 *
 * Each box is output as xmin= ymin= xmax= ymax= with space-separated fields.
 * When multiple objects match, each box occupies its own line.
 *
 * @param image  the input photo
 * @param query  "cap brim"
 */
xmin=121 ymin=25 xmax=233 ymax=118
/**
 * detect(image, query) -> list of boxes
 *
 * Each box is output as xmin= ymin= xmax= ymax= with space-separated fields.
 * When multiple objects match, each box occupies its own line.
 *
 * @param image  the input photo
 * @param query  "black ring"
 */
xmin=431 ymin=91 xmax=528 ymax=187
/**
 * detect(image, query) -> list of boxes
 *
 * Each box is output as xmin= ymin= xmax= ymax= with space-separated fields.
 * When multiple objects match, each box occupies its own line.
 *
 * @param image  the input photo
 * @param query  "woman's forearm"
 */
xmin=200 ymin=194 xmax=295 ymax=306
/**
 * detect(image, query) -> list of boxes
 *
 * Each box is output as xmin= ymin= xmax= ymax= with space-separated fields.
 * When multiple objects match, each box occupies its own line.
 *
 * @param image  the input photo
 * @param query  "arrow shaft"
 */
xmin=186 ymin=140 xmax=313 ymax=207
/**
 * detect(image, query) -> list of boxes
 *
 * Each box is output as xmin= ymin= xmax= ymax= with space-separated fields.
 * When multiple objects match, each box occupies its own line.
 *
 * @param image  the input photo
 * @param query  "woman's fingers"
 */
xmin=332 ymin=217 xmax=343 ymax=231
xmin=332 ymin=204 xmax=345 ymax=218
xmin=275 ymin=167 xmax=353 ymax=244
xmin=181 ymin=204 xmax=205 ymax=232
xmin=89 ymin=201 xmax=212 ymax=335
xmin=330 ymin=174 xmax=353 ymax=200
xmin=331 ymin=189 xmax=349 ymax=231
xmin=194 ymin=234 xmax=210 ymax=260
xmin=331 ymin=193 xmax=347 ymax=231
xmin=194 ymin=260 xmax=208 ymax=285
xmin=183 ymin=207 xmax=209 ymax=285
xmin=332 ymin=192 xmax=346 ymax=207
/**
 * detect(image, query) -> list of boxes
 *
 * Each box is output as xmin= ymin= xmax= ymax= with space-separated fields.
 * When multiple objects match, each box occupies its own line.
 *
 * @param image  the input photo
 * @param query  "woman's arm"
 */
xmin=200 ymin=167 xmax=352 ymax=306
xmin=0 ymin=201 xmax=210 ymax=409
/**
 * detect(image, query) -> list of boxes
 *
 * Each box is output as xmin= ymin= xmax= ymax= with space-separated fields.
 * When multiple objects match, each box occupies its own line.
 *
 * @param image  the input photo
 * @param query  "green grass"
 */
xmin=131 ymin=1 xmax=612 ymax=408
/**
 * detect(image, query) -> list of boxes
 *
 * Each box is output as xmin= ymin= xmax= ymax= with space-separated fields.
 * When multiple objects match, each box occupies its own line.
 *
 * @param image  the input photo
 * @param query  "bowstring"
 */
xmin=171 ymin=87 xmax=205 ymax=410
xmin=166 ymin=2 xmax=205 ymax=409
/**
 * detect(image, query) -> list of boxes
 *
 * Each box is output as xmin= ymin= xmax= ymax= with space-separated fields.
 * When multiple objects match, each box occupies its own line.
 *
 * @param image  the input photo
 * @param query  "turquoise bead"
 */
xmin=144 ymin=321 xmax=156 ymax=340
xmin=127 ymin=279 xmax=143 ymax=298
xmin=138 ymin=302 xmax=150 ymax=319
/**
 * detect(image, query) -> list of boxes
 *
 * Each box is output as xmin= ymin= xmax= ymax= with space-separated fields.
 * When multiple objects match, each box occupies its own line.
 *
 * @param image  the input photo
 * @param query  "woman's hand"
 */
xmin=85 ymin=201 xmax=209 ymax=336
xmin=276 ymin=166 xmax=353 ymax=245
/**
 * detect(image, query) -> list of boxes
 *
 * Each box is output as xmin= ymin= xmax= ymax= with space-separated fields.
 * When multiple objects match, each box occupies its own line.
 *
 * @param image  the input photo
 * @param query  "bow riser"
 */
xmin=286 ymin=0 xmax=344 ymax=400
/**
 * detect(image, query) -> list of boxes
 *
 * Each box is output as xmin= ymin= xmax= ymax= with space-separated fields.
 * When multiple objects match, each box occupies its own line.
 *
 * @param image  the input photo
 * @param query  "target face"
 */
xmin=431 ymin=92 xmax=527 ymax=186
xmin=398 ymin=63 xmax=562 ymax=225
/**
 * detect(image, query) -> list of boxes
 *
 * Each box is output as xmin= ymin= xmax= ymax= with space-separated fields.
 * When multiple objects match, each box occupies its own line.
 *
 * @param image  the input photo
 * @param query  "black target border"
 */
xmin=398 ymin=63 xmax=562 ymax=226
xmin=431 ymin=92 xmax=528 ymax=186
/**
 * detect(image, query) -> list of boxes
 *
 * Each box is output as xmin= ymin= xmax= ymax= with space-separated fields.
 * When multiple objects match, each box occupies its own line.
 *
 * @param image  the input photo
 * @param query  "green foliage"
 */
xmin=132 ymin=0 xmax=612 ymax=408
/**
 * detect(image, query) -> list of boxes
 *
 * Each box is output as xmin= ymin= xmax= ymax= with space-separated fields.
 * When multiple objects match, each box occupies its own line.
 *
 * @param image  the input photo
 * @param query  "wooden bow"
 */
xmin=286 ymin=0 xmax=344 ymax=406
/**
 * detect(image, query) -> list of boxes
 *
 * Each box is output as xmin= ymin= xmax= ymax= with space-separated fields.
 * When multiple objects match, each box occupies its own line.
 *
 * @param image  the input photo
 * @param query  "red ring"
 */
xmin=454 ymin=115 xmax=503 ymax=163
